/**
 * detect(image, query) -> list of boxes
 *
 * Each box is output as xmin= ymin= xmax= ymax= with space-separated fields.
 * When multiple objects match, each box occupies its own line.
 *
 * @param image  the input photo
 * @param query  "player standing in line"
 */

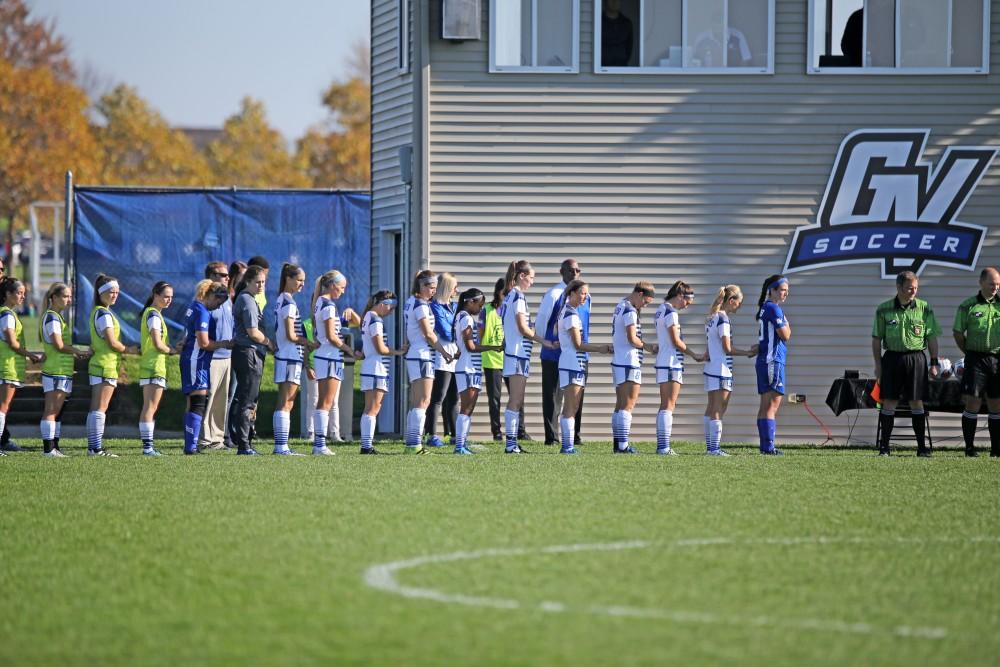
xmin=272 ymin=264 xmax=319 ymax=455
xmin=310 ymin=269 xmax=360 ymax=456
xmin=359 ymin=290 xmax=406 ymax=455
xmin=403 ymin=270 xmax=453 ymax=454
xmin=179 ymin=280 xmax=232 ymax=455
xmin=138 ymin=281 xmax=178 ymax=456
xmin=452 ymin=288 xmax=503 ymax=455
xmin=0 ymin=278 xmax=42 ymax=457
xmin=500 ymin=260 xmax=549 ymax=454
xmin=755 ymin=275 xmax=792 ymax=455
xmin=39 ymin=283 xmax=89 ymax=457
xmin=610 ymin=282 xmax=656 ymax=453
xmin=87 ymin=274 xmax=137 ymax=457
xmin=653 ymin=281 xmax=703 ymax=456
xmin=703 ymin=285 xmax=756 ymax=456
xmin=557 ymin=280 xmax=612 ymax=455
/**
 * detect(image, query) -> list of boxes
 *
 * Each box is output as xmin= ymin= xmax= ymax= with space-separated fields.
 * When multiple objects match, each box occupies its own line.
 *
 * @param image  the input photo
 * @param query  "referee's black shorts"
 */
xmin=880 ymin=349 xmax=928 ymax=402
xmin=961 ymin=350 xmax=1000 ymax=399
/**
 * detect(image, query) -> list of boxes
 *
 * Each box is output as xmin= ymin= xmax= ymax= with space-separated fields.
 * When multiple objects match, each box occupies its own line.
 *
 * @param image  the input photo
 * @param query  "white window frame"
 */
xmin=807 ymin=0 xmax=990 ymax=74
xmin=594 ymin=0 xmax=775 ymax=74
xmin=489 ymin=0 xmax=581 ymax=73
xmin=398 ymin=0 xmax=410 ymax=74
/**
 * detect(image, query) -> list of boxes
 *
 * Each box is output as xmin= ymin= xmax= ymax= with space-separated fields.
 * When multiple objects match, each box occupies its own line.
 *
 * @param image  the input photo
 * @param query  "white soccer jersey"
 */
xmin=404 ymin=296 xmax=434 ymax=360
xmin=453 ymin=310 xmax=482 ymax=375
xmin=42 ymin=311 xmax=64 ymax=345
xmin=704 ymin=312 xmax=734 ymax=379
xmin=500 ymin=288 xmax=532 ymax=360
xmin=274 ymin=292 xmax=303 ymax=362
xmin=557 ymin=305 xmax=585 ymax=373
xmin=612 ymin=298 xmax=642 ymax=368
xmin=314 ymin=295 xmax=345 ymax=361
xmin=655 ymin=303 xmax=683 ymax=371
xmin=361 ymin=311 xmax=389 ymax=378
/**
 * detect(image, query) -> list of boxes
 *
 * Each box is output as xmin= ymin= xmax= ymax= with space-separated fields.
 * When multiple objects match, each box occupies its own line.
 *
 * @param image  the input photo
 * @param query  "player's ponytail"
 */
xmin=708 ymin=285 xmax=741 ymax=320
xmin=503 ymin=260 xmax=531 ymax=296
xmin=757 ymin=274 xmax=785 ymax=320
xmin=665 ymin=280 xmax=690 ymax=301
xmin=457 ymin=288 xmax=485 ymax=314
xmin=562 ymin=279 xmax=587 ymax=304
xmin=410 ymin=269 xmax=436 ymax=296
xmin=39 ymin=282 xmax=70 ymax=342
xmin=363 ymin=289 xmax=397 ymax=317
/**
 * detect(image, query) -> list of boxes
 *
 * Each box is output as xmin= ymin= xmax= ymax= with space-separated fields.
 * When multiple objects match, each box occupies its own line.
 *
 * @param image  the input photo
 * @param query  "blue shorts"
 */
xmin=756 ymin=360 xmax=785 ymax=395
xmin=181 ymin=351 xmax=212 ymax=394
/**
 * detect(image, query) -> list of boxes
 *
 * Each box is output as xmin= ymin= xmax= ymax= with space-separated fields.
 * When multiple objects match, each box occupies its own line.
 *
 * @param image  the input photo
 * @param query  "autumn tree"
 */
xmin=0 ymin=60 xmax=98 ymax=245
xmin=206 ymin=97 xmax=310 ymax=188
xmin=94 ymin=84 xmax=211 ymax=186
xmin=296 ymin=41 xmax=370 ymax=189
xmin=0 ymin=0 xmax=74 ymax=80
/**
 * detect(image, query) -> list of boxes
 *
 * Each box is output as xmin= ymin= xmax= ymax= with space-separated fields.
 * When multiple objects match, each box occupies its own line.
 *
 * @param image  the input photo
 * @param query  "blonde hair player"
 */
xmin=703 ymin=285 xmax=756 ymax=456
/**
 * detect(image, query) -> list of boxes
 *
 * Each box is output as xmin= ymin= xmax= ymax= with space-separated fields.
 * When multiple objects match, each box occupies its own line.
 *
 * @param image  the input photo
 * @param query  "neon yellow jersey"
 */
xmin=88 ymin=306 xmax=121 ymax=379
xmin=41 ymin=310 xmax=75 ymax=378
xmin=0 ymin=306 xmax=26 ymax=382
xmin=139 ymin=306 xmax=169 ymax=379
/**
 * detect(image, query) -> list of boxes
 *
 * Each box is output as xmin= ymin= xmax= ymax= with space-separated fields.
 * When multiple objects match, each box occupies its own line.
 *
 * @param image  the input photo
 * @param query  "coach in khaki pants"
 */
xmin=200 ymin=261 xmax=234 ymax=450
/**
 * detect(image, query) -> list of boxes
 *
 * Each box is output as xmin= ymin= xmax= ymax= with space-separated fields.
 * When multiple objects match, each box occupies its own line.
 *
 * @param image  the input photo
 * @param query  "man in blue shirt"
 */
xmin=536 ymin=259 xmax=590 ymax=446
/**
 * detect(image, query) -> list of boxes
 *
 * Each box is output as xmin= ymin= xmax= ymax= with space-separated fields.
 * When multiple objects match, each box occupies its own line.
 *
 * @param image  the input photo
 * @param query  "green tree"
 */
xmin=206 ymin=97 xmax=309 ymax=188
xmin=296 ymin=41 xmax=370 ymax=189
xmin=95 ymin=84 xmax=211 ymax=186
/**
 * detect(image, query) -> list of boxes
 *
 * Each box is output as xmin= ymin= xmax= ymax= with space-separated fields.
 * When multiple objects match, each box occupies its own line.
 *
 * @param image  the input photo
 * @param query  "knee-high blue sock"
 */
xmin=184 ymin=411 xmax=203 ymax=453
xmin=766 ymin=419 xmax=776 ymax=452
xmin=756 ymin=418 xmax=768 ymax=452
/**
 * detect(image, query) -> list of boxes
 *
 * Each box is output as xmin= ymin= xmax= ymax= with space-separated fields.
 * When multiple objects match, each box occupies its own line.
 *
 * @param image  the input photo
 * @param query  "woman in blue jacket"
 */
xmin=424 ymin=272 xmax=459 ymax=447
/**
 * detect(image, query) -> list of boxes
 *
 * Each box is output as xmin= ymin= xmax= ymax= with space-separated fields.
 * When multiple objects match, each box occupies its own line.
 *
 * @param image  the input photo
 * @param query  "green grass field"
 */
xmin=1 ymin=439 xmax=998 ymax=666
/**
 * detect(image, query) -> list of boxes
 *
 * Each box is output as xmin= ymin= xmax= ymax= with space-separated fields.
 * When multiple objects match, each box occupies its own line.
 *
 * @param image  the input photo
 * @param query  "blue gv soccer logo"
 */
xmin=784 ymin=130 xmax=997 ymax=279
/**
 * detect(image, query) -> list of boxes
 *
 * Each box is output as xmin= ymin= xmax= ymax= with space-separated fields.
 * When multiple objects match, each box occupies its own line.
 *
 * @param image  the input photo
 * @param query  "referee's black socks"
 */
xmin=989 ymin=414 xmax=1000 ymax=457
xmin=878 ymin=409 xmax=894 ymax=454
xmin=962 ymin=412 xmax=979 ymax=454
xmin=911 ymin=409 xmax=928 ymax=455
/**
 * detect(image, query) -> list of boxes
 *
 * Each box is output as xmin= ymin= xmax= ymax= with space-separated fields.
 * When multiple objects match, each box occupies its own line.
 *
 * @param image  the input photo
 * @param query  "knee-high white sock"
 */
xmin=709 ymin=419 xmax=723 ymax=453
xmin=313 ymin=410 xmax=329 ymax=449
xmin=657 ymin=410 xmax=673 ymax=452
xmin=504 ymin=409 xmax=519 ymax=449
xmin=328 ymin=399 xmax=341 ymax=440
xmin=406 ymin=408 xmax=426 ymax=447
xmin=40 ymin=419 xmax=56 ymax=441
xmin=273 ymin=411 xmax=290 ymax=452
xmin=621 ymin=410 xmax=632 ymax=446
xmin=703 ymin=416 xmax=711 ymax=451
xmin=87 ymin=411 xmax=106 ymax=451
xmin=455 ymin=414 xmax=471 ymax=450
xmin=54 ymin=420 xmax=61 ymax=439
xmin=139 ymin=421 xmax=155 ymax=449
xmin=560 ymin=416 xmax=574 ymax=451
xmin=360 ymin=414 xmax=376 ymax=450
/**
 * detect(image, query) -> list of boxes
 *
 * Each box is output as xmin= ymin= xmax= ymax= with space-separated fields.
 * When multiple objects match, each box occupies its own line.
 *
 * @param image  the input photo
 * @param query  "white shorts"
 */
xmin=360 ymin=374 xmax=389 ymax=392
xmin=502 ymin=355 xmax=530 ymax=378
xmin=455 ymin=371 xmax=483 ymax=393
xmin=656 ymin=367 xmax=684 ymax=385
xmin=274 ymin=359 xmax=303 ymax=385
xmin=314 ymin=357 xmax=344 ymax=381
xmin=406 ymin=357 xmax=435 ymax=382
xmin=704 ymin=374 xmax=734 ymax=392
xmin=89 ymin=375 xmax=117 ymax=387
xmin=42 ymin=374 xmax=73 ymax=394
xmin=559 ymin=369 xmax=586 ymax=388
xmin=612 ymin=365 xmax=642 ymax=386
xmin=139 ymin=377 xmax=167 ymax=388
xmin=0 ymin=378 xmax=23 ymax=388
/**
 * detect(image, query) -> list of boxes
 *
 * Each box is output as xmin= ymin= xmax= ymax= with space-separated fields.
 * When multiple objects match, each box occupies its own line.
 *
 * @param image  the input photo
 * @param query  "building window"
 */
xmin=489 ymin=0 xmax=580 ymax=73
xmin=594 ymin=0 xmax=774 ymax=74
xmin=809 ymin=0 xmax=990 ymax=73
xmin=398 ymin=0 xmax=410 ymax=74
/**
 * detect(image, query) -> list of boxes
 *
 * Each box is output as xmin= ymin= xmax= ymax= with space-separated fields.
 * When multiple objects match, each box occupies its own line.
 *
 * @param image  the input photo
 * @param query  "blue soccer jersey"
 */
xmin=757 ymin=301 xmax=788 ymax=365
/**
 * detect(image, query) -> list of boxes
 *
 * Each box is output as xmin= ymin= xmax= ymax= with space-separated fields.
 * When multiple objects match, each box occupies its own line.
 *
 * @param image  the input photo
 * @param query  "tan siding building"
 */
xmin=372 ymin=0 xmax=1000 ymax=446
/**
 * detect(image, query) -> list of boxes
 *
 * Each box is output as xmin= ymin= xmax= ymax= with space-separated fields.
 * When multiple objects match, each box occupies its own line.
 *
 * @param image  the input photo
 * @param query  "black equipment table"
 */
xmin=825 ymin=377 xmax=978 ymax=416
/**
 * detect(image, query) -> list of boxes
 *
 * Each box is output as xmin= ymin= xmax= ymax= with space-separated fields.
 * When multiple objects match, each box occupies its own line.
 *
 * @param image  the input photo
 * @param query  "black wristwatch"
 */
xmin=930 ymin=357 xmax=940 ymax=367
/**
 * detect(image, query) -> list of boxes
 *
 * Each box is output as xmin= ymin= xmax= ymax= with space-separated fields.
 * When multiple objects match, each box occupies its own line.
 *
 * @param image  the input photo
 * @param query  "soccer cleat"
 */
xmin=965 ymin=448 xmax=979 ymax=458
xmin=492 ymin=434 xmax=503 ymax=442
xmin=878 ymin=448 xmax=891 ymax=457
xmin=182 ymin=448 xmax=199 ymax=456
xmin=916 ymin=449 xmax=932 ymax=458
xmin=613 ymin=446 xmax=637 ymax=454
xmin=405 ymin=445 xmax=426 ymax=455
xmin=0 ymin=450 xmax=6 ymax=456
xmin=706 ymin=450 xmax=730 ymax=457
xmin=44 ymin=449 xmax=67 ymax=458
xmin=312 ymin=446 xmax=336 ymax=456
xmin=559 ymin=447 xmax=579 ymax=455
xmin=359 ymin=447 xmax=381 ymax=455
xmin=273 ymin=449 xmax=304 ymax=456
xmin=761 ymin=449 xmax=784 ymax=456
xmin=236 ymin=448 xmax=259 ymax=456
xmin=88 ymin=449 xmax=118 ymax=457
xmin=1 ymin=440 xmax=22 ymax=452
xmin=454 ymin=447 xmax=474 ymax=456
xmin=656 ymin=448 xmax=679 ymax=456
xmin=145 ymin=448 xmax=165 ymax=456
xmin=505 ymin=445 xmax=523 ymax=454
xmin=425 ymin=435 xmax=446 ymax=448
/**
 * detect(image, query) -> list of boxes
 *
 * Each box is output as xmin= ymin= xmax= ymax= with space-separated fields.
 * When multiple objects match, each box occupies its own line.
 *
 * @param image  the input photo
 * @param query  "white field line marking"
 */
xmin=363 ymin=536 xmax=1000 ymax=640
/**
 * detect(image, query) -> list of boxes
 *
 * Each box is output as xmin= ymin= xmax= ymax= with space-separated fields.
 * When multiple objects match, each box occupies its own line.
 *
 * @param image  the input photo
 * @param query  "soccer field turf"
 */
xmin=1 ymin=439 xmax=997 ymax=666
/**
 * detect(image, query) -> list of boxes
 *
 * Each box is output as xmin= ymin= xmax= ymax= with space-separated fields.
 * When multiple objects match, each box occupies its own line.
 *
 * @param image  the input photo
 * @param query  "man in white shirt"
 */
xmin=536 ymin=259 xmax=589 ymax=445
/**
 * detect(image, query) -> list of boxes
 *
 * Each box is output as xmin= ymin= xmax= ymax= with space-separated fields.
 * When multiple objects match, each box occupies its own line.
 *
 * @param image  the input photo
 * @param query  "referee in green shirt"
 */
xmin=953 ymin=267 xmax=1000 ymax=457
xmin=871 ymin=271 xmax=941 ymax=457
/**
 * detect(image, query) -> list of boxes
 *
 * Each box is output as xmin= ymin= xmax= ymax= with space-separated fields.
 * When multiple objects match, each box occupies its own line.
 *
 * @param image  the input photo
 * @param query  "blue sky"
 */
xmin=27 ymin=0 xmax=371 ymax=142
